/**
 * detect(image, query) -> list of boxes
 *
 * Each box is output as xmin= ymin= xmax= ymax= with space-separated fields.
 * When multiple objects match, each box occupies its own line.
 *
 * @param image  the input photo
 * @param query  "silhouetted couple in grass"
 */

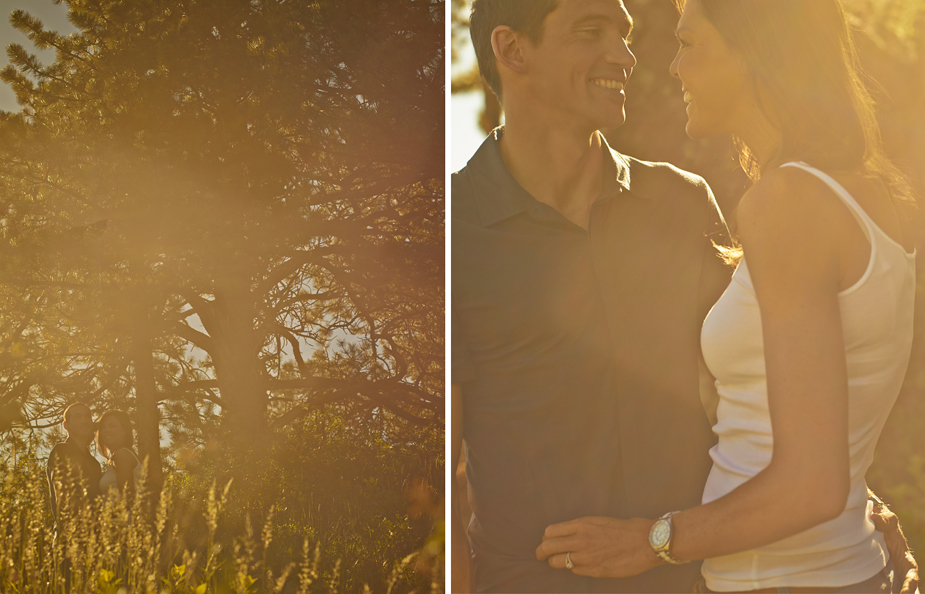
xmin=47 ymin=403 xmax=143 ymax=539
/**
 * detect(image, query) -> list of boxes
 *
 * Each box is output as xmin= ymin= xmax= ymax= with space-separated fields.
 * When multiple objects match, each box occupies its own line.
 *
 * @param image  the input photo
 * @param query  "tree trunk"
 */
xmin=132 ymin=329 xmax=164 ymax=491
xmin=209 ymin=277 xmax=269 ymax=452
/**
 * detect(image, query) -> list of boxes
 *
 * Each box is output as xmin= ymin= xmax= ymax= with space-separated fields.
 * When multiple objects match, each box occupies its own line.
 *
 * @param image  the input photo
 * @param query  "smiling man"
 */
xmin=47 ymin=402 xmax=103 ymax=537
xmin=451 ymin=0 xmax=732 ymax=592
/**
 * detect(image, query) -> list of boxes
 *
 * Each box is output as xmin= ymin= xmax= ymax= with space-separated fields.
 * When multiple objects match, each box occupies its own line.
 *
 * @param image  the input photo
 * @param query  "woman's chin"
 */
xmin=684 ymin=121 xmax=706 ymax=140
xmin=684 ymin=119 xmax=722 ymax=142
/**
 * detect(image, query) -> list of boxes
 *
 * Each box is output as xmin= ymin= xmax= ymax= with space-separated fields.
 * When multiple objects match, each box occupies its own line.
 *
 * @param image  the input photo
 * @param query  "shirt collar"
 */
xmin=465 ymin=127 xmax=636 ymax=227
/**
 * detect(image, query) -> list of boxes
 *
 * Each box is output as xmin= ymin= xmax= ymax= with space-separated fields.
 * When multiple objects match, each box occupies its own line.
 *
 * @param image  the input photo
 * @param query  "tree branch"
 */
xmin=173 ymin=321 xmax=215 ymax=353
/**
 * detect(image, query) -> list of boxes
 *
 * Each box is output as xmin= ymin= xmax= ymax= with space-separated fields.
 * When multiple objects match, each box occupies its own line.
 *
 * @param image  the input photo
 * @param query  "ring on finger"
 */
xmin=565 ymin=552 xmax=574 ymax=570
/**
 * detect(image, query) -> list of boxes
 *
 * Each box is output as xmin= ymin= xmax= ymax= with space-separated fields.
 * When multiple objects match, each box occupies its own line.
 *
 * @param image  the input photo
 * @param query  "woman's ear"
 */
xmin=491 ymin=25 xmax=528 ymax=76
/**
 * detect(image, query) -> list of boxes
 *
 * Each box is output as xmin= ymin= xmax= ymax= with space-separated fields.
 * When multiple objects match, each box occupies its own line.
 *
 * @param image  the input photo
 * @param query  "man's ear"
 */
xmin=491 ymin=25 xmax=528 ymax=76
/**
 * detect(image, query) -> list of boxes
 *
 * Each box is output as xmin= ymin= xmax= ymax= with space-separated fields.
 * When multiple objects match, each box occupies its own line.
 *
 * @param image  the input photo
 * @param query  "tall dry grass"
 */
xmin=0 ymin=452 xmax=442 ymax=594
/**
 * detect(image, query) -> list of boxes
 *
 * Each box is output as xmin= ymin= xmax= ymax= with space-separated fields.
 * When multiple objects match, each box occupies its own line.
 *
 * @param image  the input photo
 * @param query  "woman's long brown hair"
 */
xmin=95 ymin=409 xmax=135 ymax=461
xmin=675 ymin=0 xmax=914 ymax=205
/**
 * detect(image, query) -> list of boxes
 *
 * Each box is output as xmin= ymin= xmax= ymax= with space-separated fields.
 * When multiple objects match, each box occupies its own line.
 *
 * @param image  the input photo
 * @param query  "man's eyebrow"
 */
xmin=572 ymin=12 xmax=634 ymax=36
xmin=572 ymin=13 xmax=613 ymax=27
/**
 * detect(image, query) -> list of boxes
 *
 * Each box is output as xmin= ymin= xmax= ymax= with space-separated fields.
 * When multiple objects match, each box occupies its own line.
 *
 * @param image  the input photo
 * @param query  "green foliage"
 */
xmin=0 ymin=417 xmax=443 ymax=594
xmin=174 ymin=405 xmax=444 ymax=593
xmin=845 ymin=0 xmax=925 ymax=44
xmin=868 ymin=383 xmax=925 ymax=557
xmin=885 ymin=454 xmax=925 ymax=554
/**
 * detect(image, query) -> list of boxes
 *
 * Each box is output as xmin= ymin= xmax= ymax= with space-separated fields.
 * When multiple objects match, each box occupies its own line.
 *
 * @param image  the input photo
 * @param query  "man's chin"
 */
xmin=71 ymin=432 xmax=94 ymax=445
xmin=596 ymin=110 xmax=627 ymax=132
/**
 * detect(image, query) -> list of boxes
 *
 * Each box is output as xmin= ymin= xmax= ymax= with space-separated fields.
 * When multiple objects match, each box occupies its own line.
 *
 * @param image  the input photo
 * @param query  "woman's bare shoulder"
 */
xmin=111 ymin=448 xmax=139 ymax=468
xmin=739 ymin=166 xmax=842 ymax=218
xmin=735 ymin=167 xmax=848 ymax=294
xmin=736 ymin=166 xmax=850 ymax=253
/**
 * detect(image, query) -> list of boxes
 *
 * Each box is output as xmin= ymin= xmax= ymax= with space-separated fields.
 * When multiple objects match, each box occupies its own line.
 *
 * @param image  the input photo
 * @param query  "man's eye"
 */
xmin=580 ymin=28 xmax=602 ymax=36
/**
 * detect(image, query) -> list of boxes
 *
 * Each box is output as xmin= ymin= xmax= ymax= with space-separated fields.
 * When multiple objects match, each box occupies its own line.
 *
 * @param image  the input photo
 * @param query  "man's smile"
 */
xmin=590 ymin=78 xmax=625 ymax=91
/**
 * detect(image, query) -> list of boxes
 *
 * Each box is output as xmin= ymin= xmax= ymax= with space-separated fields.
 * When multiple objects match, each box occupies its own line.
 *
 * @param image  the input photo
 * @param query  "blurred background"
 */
xmin=452 ymin=0 xmax=925 ymax=556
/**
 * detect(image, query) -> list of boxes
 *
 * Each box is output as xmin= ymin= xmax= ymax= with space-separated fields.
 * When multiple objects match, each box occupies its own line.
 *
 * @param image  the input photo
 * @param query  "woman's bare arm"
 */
xmin=669 ymin=167 xmax=852 ymax=559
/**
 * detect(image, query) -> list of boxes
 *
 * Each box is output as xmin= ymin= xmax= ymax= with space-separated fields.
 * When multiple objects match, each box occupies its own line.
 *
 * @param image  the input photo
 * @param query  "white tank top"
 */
xmin=99 ymin=447 xmax=144 ymax=493
xmin=700 ymin=162 xmax=916 ymax=591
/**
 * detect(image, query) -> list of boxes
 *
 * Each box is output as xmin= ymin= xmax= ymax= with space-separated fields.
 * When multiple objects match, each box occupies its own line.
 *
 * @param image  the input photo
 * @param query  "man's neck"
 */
xmin=499 ymin=113 xmax=606 ymax=230
xmin=65 ymin=435 xmax=91 ymax=452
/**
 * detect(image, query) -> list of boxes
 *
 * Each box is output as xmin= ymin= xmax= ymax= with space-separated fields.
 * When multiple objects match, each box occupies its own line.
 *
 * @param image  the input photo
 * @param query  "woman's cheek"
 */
xmin=680 ymin=53 xmax=699 ymax=83
xmin=676 ymin=53 xmax=691 ymax=88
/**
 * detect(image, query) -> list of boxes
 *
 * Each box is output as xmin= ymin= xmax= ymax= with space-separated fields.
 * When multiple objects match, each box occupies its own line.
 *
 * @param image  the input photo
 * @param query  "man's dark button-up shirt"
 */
xmin=452 ymin=129 xmax=732 ymax=593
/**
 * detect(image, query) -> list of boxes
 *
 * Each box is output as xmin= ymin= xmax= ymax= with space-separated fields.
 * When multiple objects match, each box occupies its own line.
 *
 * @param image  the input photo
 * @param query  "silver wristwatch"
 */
xmin=648 ymin=511 xmax=688 ymax=565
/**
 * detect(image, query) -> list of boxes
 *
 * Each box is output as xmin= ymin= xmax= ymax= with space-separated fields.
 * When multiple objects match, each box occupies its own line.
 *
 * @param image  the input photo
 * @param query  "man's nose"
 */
xmin=605 ymin=37 xmax=637 ymax=71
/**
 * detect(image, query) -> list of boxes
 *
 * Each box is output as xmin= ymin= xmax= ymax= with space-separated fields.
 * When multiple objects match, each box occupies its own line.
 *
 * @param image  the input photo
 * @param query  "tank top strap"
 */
xmin=779 ymin=162 xmax=874 ymax=243
xmin=115 ymin=447 xmax=141 ymax=465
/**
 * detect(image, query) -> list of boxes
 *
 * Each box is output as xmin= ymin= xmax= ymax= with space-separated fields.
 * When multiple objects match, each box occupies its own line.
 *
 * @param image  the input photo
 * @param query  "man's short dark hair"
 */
xmin=470 ymin=0 xmax=558 ymax=99
xmin=63 ymin=402 xmax=90 ymax=424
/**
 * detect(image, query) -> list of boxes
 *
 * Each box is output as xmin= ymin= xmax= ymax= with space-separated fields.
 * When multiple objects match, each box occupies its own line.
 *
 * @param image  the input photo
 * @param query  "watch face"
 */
xmin=649 ymin=519 xmax=670 ymax=549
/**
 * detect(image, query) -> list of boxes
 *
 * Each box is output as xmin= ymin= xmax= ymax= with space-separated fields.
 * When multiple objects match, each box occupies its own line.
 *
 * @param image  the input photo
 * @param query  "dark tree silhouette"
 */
xmin=0 ymin=0 xmax=444 ymax=478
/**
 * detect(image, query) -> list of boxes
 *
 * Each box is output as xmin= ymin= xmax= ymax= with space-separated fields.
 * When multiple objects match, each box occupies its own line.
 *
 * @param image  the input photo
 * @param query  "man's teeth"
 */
xmin=591 ymin=79 xmax=624 ymax=90
xmin=683 ymin=91 xmax=693 ymax=103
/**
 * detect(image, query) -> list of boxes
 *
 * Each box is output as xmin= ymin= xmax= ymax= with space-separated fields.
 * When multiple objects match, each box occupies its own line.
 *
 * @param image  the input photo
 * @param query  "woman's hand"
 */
xmin=535 ymin=517 xmax=661 ymax=578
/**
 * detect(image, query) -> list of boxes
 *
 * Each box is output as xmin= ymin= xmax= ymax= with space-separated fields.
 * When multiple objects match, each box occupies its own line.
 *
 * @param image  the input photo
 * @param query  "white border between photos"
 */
xmin=444 ymin=0 xmax=454 ymax=591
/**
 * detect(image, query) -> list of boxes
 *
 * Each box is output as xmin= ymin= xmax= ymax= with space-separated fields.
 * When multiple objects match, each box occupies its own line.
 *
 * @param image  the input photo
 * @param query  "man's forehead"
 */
xmin=552 ymin=0 xmax=632 ymax=25
xmin=68 ymin=405 xmax=91 ymax=417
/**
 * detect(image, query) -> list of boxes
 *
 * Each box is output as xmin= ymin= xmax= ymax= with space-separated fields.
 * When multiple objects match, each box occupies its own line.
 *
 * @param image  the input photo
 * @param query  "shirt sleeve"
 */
xmin=451 ymin=303 xmax=477 ymax=384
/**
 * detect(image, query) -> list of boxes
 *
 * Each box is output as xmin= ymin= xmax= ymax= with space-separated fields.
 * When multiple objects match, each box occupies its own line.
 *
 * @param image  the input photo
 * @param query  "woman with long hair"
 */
xmin=535 ymin=0 xmax=917 ymax=591
xmin=96 ymin=410 xmax=143 ymax=499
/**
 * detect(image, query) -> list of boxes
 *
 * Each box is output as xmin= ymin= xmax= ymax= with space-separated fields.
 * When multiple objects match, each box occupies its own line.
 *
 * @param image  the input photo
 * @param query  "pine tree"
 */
xmin=0 ymin=0 xmax=444 ymax=475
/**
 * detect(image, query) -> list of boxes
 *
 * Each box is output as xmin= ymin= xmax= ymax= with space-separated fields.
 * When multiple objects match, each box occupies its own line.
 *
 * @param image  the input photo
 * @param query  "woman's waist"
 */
xmin=698 ymin=560 xmax=892 ymax=593
xmin=701 ymin=528 xmax=888 ymax=591
xmin=707 ymin=422 xmax=884 ymax=482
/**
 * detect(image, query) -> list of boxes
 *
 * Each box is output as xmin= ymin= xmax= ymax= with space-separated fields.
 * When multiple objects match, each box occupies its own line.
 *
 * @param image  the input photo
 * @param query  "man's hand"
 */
xmin=870 ymin=498 xmax=919 ymax=594
xmin=535 ymin=517 xmax=661 ymax=579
